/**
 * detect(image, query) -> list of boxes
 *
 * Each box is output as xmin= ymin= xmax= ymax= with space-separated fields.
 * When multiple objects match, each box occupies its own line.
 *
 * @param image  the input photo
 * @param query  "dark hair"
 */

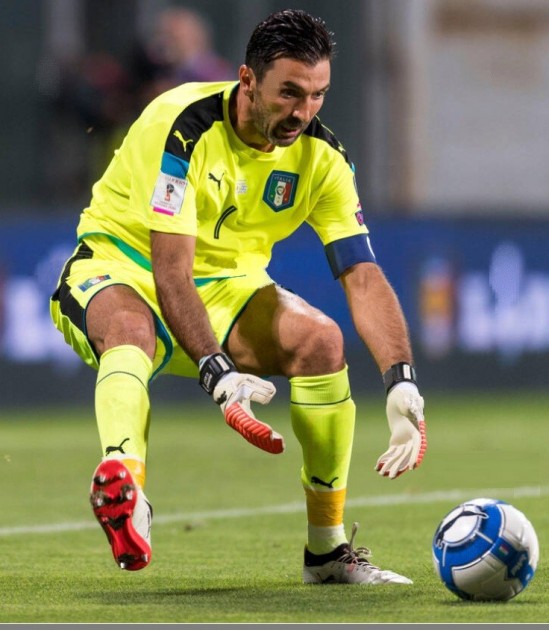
xmin=245 ymin=9 xmax=335 ymax=81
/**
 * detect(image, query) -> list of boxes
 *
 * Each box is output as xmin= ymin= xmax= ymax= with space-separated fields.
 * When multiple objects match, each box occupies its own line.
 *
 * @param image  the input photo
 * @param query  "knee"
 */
xmin=291 ymin=315 xmax=345 ymax=376
xmin=95 ymin=310 xmax=156 ymax=359
xmin=117 ymin=310 xmax=156 ymax=343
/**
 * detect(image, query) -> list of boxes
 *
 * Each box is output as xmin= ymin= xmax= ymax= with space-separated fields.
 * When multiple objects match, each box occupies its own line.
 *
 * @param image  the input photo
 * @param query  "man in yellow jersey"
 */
xmin=50 ymin=9 xmax=426 ymax=583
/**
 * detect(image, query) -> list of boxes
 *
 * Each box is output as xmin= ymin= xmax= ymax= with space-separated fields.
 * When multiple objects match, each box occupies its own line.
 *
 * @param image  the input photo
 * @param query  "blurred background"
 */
xmin=2 ymin=0 xmax=549 ymax=406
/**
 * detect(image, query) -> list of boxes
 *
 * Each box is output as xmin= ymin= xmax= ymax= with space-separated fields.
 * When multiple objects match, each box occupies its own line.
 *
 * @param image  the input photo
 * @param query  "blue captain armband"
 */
xmin=325 ymin=234 xmax=377 ymax=279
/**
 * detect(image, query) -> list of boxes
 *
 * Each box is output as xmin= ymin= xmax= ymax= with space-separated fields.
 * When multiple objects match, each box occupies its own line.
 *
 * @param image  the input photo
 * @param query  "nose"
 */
xmin=292 ymin=97 xmax=314 ymax=122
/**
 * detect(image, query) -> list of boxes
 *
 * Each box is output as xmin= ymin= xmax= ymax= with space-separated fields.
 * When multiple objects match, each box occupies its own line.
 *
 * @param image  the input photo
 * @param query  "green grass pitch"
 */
xmin=1 ymin=391 xmax=548 ymax=623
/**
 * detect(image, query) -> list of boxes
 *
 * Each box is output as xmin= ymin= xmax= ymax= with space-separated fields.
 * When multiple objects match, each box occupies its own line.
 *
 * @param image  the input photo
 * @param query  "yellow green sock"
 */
xmin=95 ymin=345 xmax=152 ymax=488
xmin=290 ymin=366 xmax=356 ymax=554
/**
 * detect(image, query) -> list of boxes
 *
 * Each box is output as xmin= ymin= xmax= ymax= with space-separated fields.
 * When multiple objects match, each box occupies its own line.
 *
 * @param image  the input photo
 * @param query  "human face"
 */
xmin=242 ymin=57 xmax=331 ymax=149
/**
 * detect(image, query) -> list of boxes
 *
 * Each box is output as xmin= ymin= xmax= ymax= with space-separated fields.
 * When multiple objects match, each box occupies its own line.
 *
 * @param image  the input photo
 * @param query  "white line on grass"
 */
xmin=0 ymin=485 xmax=546 ymax=538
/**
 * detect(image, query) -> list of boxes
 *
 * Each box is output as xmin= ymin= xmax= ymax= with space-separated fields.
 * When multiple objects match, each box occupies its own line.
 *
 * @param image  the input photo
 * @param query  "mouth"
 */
xmin=278 ymin=125 xmax=303 ymax=139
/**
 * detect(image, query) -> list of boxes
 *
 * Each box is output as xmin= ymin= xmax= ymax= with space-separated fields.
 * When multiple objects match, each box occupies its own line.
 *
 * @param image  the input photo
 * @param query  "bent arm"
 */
xmin=150 ymin=230 xmax=221 ymax=364
xmin=151 ymin=230 xmax=281 ymax=454
xmin=340 ymin=262 xmax=413 ymax=374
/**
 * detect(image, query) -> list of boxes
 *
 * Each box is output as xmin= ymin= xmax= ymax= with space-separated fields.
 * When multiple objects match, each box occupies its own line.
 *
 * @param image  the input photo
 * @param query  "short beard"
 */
xmin=249 ymin=95 xmax=304 ymax=147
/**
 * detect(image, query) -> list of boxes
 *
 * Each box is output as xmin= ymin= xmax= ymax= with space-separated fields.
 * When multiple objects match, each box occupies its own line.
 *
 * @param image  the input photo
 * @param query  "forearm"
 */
xmin=341 ymin=264 xmax=426 ymax=478
xmin=341 ymin=263 xmax=413 ymax=374
xmin=150 ymin=231 xmax=221 ymax=365
xmin=155 ymin=272 xmax=221 ymax=365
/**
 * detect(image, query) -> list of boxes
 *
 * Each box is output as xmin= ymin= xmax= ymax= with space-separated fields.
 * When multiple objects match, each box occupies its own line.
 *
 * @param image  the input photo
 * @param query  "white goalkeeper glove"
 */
xmin=375 ymin=372 xmax=427 ymax=479
xmin=199 ymin=353 xmax=283 ymax=454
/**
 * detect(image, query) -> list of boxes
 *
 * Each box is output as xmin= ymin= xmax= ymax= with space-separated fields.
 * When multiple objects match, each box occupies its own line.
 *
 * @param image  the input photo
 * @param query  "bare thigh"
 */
xmin=225 ymin=284 xmax=345 ymax=378
xmin=86 ymin=284 xmax=157 ymax=359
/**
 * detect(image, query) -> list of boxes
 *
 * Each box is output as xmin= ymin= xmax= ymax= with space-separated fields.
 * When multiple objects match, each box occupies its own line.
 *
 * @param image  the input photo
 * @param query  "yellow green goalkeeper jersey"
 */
xmin=77 ymin=81 xmax=374 ymax=280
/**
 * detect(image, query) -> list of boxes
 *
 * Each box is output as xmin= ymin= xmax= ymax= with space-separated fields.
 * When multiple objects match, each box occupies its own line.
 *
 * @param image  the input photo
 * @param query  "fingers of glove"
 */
xmin=213 ymin=373 xmax=276 ymax=409
xmin=375 ymin=445 xmax=397 ymax=474
xmin=238 ymin=375 xmax=276 ymax=405
xmin=375 ymin=444 xmax=411 ymax=479
xmin=397 ymin=418 xmax=428 ymax=470
xmin=376 ymin=419 xmax=428 ymax=478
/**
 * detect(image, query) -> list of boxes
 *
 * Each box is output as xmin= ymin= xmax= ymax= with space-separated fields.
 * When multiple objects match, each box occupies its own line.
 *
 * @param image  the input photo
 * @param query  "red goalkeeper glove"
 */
xmin=199 ymin=353 xmax=283 ymax=454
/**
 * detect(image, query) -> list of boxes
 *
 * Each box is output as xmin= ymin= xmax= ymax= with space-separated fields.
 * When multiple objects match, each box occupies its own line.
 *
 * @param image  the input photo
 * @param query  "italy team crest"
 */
xmin=263 ymin=171 xmax=299 ymax=211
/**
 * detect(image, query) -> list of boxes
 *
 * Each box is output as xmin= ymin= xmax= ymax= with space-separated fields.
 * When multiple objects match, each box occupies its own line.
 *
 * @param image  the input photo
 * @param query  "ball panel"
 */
xmin=499 ymin=503 xmax=540 ymax=571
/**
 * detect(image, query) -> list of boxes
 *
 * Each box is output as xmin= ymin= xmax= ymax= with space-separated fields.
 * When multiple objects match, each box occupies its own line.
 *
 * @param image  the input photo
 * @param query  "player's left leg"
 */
xmin=225 ymin=283 xmax=411 ymax=585
xmin=225 ymin=284 xmax=354 ymax=550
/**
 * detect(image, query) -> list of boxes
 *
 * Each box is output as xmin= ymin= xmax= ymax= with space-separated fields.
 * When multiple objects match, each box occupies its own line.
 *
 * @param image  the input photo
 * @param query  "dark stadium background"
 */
xmin=2 ymin=0 xmax=549 ymax=406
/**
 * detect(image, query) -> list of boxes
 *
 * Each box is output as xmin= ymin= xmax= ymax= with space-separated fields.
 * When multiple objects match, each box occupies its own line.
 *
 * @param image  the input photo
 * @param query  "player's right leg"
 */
xmin=224 ymin=282 xmax=412 ymax=585
xmin=50 ymin=240 xmax=159 ymax=570
xmin=86 ymin=309 xmax=154 ymax=571
xmin=89 ymin=458 xmax=152 ymax=571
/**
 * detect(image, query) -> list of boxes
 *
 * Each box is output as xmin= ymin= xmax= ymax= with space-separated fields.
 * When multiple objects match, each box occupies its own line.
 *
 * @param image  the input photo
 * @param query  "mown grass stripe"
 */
xmin=0 ymin=485 xmax=546 ymax=537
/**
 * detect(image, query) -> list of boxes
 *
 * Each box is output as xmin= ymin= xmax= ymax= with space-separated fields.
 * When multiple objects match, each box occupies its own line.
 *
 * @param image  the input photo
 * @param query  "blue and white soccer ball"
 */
xmin=432 ymin=497 xmax=539 ymax=601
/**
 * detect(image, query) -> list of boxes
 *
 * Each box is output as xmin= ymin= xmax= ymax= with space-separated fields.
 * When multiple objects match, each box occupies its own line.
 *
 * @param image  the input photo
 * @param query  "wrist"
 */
xmin=382 ymin=362 xmax=417 ymax=395
xmin=199 ymin=352 xmax=236 ymax=394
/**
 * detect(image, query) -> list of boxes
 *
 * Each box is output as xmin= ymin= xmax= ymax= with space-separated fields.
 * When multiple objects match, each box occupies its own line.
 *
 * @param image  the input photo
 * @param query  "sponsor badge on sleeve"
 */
xmin=151 ymin=172 xmax=187 ymax=216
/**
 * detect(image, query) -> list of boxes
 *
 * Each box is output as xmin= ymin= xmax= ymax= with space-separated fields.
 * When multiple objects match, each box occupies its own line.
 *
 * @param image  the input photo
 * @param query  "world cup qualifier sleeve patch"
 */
xmin=151 ymin=172 xmax=188 ymax=216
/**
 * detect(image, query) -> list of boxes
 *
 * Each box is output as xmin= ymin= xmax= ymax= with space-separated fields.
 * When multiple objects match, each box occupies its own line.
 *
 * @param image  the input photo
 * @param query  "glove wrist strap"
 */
xmin=199 ymin=352 xmax=236 ymax=394
xmin=383 ymin=362 xmax=417 ymax=394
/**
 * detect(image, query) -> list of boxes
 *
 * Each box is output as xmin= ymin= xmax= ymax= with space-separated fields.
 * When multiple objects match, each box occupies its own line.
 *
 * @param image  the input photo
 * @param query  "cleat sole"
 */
xmin=90 ymin=460 xmax=152 ymax=571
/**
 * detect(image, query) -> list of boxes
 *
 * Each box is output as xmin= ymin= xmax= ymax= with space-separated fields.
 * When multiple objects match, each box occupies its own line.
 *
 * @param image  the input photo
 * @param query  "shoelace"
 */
xmin=336 ymin=522 xmax=380 ymax=569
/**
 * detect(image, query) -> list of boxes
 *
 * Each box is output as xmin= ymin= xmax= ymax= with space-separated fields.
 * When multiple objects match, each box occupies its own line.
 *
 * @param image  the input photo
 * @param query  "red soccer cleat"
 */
xmin=89 ymin=459 xmax=152 ymax=570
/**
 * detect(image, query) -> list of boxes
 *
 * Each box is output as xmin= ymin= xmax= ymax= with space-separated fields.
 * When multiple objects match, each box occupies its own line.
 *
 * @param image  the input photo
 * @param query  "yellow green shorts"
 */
xmin=50 ymin=236 xmax=274 ymax=379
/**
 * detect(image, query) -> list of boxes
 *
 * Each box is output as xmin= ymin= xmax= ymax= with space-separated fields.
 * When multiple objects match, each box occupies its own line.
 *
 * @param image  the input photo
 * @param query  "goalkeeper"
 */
xmin=50 ymin=8 xmax=427 ymax=584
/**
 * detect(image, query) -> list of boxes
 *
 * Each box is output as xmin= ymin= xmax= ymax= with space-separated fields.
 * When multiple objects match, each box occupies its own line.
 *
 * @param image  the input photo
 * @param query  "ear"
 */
xmin=239 ymin=65 xmax=256 ymax=101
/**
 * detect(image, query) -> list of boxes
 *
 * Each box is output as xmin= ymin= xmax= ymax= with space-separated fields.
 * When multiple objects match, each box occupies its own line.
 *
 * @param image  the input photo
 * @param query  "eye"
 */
xmin=280 ymin=88 xmax=298 ymax=99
